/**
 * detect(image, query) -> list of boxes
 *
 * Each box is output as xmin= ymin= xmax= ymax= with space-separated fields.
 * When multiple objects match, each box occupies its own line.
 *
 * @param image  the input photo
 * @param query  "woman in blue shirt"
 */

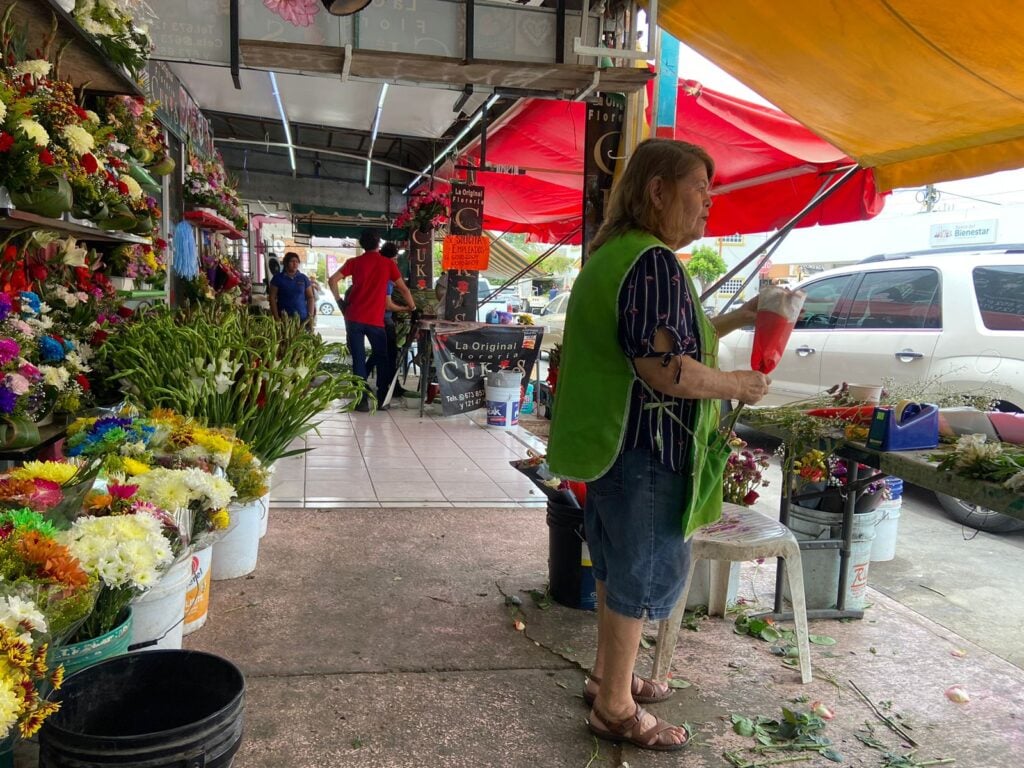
xmin=269 ymin=252 xmax=314 ymax=325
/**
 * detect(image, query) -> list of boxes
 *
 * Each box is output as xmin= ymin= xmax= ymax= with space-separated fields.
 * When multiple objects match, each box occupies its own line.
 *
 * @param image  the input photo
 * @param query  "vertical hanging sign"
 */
xmin=408 ymin=226 xmax=433 ymax=292
xmin=443 ymin=184 xmax=485 ymax=321
xmin=655 ymin=32 xmax=680 ymax=138
xmin=581 ymin=99 xmax=625 ymax=262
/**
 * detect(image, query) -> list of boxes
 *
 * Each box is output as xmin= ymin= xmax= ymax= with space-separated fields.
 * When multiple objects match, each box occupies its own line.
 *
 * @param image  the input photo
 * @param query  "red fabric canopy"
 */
xmin=430 ymin=80 xmax=887 ymax=243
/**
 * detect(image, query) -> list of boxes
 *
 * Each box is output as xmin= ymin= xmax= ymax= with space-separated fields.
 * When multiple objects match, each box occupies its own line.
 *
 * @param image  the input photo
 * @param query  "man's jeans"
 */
xmin=346 ymin=320 xmax=391 ymax=406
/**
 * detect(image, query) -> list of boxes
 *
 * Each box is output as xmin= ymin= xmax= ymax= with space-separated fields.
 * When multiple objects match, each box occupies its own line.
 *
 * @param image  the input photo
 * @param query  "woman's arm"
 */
xmin=710 ymin=296 xmax=758 ymax=337
xmin=269 ymin=284 xmax=280 ymax=320
xmin=633 ymin=327 xmax=770 ymax=404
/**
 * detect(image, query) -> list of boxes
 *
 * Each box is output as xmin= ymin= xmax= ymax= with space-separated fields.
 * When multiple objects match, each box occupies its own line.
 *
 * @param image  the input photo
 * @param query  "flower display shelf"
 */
xmin=184 ymin=210 xmax=243 ymax=240
xmin=0 ymin=208 xmax=150 ymax=244
xmin=2 ymin=0 xmax=144 ymax=97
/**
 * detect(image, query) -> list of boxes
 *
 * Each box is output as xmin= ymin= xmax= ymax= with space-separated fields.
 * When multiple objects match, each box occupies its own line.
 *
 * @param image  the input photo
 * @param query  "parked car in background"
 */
xmin=535 ymin=291 xmax=569 ymax=350
xmin=719 ymin=246 xmax=1024 ymax=532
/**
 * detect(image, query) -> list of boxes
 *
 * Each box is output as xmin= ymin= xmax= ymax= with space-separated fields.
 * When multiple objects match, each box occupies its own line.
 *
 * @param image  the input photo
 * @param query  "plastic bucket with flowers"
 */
xmin=211 ymin=499 xmax=261 ymax=580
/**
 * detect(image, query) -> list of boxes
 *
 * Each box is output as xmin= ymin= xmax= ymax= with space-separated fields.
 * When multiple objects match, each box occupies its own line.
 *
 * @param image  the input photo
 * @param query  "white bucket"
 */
xmin=129 ymin=557 xmax=190 ymax=651
xmin=212 ymin=500 xmax=261 ymax=580
xmin=183 ymin=545 xmax=213 ymax=635
xmin=258 ymin=490 xmax=270 ymax=538
xmin=685 ymin=559 xmax=741 ymax=611
xmin=870 ymin=499 xmax=902 ymax=562
xmin=784 ymin=504 xmax=878 ymax=610
xmin=485 ymin=385 xmax=520 ymax=429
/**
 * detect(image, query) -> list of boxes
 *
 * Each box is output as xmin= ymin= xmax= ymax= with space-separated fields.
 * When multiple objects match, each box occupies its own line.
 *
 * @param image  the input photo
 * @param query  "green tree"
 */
xmin=686 ymin=244 xmax=727 ymax=289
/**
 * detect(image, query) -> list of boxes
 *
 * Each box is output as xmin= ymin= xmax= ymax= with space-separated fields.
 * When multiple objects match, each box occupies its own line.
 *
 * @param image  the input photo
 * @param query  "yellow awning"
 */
xmin=659 ymin=1 xmax=1024 ymax=191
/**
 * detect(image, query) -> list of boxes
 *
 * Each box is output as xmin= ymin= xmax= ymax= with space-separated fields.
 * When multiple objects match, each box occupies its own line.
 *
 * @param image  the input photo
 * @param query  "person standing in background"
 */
xmin=269 ymin=252 xmax=314 ymax=326
xmin=329 ymin=230 xmax=415 ymax=411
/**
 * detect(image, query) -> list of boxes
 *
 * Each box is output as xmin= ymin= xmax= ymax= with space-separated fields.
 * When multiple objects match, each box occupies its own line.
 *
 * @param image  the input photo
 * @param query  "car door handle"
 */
xmin=795 ymin=346 xmax=816 ymax=357
xmin=895 ymin=349 xmax=924 ymax=361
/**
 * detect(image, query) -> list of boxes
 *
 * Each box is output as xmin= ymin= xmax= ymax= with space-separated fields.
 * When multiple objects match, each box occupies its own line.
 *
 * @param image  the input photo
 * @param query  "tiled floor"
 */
xmin=270 ymin=399 xmax=549 ymax=508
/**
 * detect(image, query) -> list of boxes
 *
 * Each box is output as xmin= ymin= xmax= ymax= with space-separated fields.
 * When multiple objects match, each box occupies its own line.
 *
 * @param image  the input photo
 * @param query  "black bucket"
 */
xmin=546 ymin=500 xmax=597 ymax=611
xmin=39 ymin=650 xmax=245 ymax=768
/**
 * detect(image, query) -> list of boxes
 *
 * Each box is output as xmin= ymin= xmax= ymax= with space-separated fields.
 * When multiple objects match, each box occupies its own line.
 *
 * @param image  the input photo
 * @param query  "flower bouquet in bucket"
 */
xmin=0 ymin=461 xmax=102 ymax=530
xmin=130 ymin=467 xmax=237 ymax=551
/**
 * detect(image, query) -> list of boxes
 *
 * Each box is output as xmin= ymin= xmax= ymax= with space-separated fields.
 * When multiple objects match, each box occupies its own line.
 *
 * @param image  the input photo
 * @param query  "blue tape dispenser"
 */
xmin=866 ymin=401 xmax=939 ymax=451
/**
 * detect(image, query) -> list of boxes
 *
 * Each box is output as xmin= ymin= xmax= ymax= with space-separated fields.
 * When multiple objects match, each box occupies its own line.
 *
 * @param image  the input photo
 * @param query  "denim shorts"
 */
xmin=584 ymin=449 xmax=692 ymax=621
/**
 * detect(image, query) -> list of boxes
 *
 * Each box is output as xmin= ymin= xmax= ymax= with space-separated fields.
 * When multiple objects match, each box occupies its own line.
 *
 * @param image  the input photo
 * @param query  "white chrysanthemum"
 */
xmin=40 ymin=365 xmax=70 ymax=389
xmin=61 ymin=124 xmax=95 ymax=155
xmin=80 ymin=18 xmax=113 ymax=36
xmin=76 ymin=342 xmax=95 ymax=362
xmin=65 ymin=350 xmax=90 ymax=373
xmin=62 ymin=514 xmax=172 ymax=591
xmin=18 ymin=119 xmax=49 ymax=147
xmin=85 ymin=109 xmax=100 ymax=125
xmin=121 ymin=175 xmax=143 ymax=201
xmin=0 ymin=100 xmax=6 ymax=122
xmin=11 ymin=59 xmax=51 ymax=78
xmin=0 ymin=594 xmax=48 ymax=643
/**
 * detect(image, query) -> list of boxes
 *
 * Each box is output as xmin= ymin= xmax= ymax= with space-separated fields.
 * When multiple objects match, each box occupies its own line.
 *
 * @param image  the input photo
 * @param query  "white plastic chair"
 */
xmin=652 ymin=503 xmax=813 ymax=684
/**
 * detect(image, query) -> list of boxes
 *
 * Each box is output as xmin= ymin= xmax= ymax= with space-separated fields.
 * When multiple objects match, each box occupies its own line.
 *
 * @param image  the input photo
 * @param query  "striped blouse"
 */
xmin=617 ymin=246 xmax=701 ymax=473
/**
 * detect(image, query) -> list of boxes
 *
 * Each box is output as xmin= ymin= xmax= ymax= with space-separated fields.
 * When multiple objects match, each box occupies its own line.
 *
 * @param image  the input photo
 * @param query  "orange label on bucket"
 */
xmin=185 ymin=553 xmax=211 ymax=623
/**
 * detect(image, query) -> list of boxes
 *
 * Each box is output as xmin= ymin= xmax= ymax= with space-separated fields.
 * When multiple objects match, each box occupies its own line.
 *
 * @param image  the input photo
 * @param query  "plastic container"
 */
xmin=520 ymin=383 xmax=535 ymax=415
xmin=39 ymin=650 xmax=245 ymax=768
xmin=485 ymin=370 xmax=522 ymax=430
xmin=847 ymin=383 xmax=883 ymax=404
xmin=546 ymin=500 xmax=596 ymax=611
xmin=212 ymin=500 xmax=262 ymax=580
xmin=50 ymin=609 xmax=133 ymax=679
xmin=129 ymin=558 xmax=190 ymax=652
xmin=784 ymin=504 xmax=878 ymax=610
xmin=883 ymin=476 xmax=904 ymax=499
xmin=988 ymin=412 xmax=1024 ymax=444
xmin=871 ymin=498 xmax=902 ymax=562
xmin=183 ymin=546 xmax=213 ymax=635
xmin=938 ymin=407 xmax=1000 ymax=440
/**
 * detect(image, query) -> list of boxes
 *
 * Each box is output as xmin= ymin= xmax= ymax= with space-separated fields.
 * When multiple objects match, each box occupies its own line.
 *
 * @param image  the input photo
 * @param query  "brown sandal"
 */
xmin=582 ymin=673 xmax=675 ymax=707
xmin=588 ymin=703 xmax=690 ymax=752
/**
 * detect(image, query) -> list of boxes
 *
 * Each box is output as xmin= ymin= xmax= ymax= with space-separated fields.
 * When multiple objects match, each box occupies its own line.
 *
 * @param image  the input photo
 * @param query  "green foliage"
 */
xmin=686 ymin=244 xmax=727 ymax=287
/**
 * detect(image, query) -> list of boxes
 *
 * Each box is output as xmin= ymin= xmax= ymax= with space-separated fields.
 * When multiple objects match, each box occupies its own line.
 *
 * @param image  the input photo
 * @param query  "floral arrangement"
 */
xmin=81 ymin=481 xmax=184 ymax=560
xmin=65 ymin=413 xmax=157 ymax=474
xmin=184 ymin=151 xmax=247 ymax=230
xmin=225 ymin=439 xmax=271 ymax=504
xmin=932 ymin=434 xmax=1024 ymax=492
xmin=5 ymin=460 xmax=102 ymax=526
xmin=60 ymin=512 xmax=172 ymax=641
xmin=790 ymin=448 xmax=884 ymax=513
xmin=0 ymin=508 xmax=97 ymax=640
xmin=106 ymin=241 xmax=166 ymax=285
xmin=0 ymin=616 xmax=62 ymax=739
xmin=130 ymin=467 xmax=234 ymax=548
xmin=395 ymin=190 xmax=449 ymax=231
xmin=72 ymin=0 xmax=153 ymax=81
xmin=99 ymin=95 xmax=173 ymax=174
xmin=723 ymin=435 xmax=771 ymax=507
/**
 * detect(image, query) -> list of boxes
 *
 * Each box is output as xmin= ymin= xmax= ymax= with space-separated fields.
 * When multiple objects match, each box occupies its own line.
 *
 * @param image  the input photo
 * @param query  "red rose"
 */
xmin=81 ymin=153 xmax=98 ymax=173
xmin=116 ymin=181 xmax=129 ymax=196
xmin=28 ymin=264 xmax=47 ymax=282
xmin=38 ymin=149 xmax=54 ymax=166
xmin=0 ymin=133 xmax=14 ymax=152
xmin=90 ymin=329 xmax=109 ymax=346
xmin=743 ymin=490 xmax=760 ymax=506
xmin=2 ymin=245 xmax=16 ymax=263
xmin=116 ymin=306 xmax=135 ymax=319
xmin=73 ymin=106 xmax=88 ymax=120
xmin=457 ymin=280 xmax=469 ymax=294
xmin=75 ymin=374 xmax=91 ymax=391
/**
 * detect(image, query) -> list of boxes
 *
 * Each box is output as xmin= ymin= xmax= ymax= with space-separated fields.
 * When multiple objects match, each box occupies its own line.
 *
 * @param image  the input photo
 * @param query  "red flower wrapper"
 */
xmin=750 ymin=286 xmax=807 ymax=374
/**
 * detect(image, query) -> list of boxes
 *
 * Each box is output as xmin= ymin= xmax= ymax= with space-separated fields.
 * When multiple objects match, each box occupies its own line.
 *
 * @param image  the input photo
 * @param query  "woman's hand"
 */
xmin=731 ymin=370 xmax=771 ymax=405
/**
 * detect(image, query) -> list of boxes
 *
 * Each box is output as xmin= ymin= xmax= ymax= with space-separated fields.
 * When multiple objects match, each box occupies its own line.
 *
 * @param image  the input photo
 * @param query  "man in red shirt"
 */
xmin=329 ymin=230 xmax=415 ymax=411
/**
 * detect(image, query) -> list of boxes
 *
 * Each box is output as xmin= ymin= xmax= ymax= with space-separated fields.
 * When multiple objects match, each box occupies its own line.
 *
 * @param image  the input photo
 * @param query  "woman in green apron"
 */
xmin=547 ymin=139 xmax=771 ymax=751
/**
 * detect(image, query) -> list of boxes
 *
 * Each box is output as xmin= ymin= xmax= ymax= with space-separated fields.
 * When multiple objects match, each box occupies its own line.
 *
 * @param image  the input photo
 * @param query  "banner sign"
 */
xmin=442 ymin=235 xmax=491 ymax=271
xmin=144 ymin=60 xmax=215 ymax=158
xmin=431 ymin=324 xmax=545 ymax=416
xmin=444 ymin=184 xmax=486 ymax=321
xmin=929 ymin=219 xmax=998 ymax=247
xmin=408 ymin=226 xmax=433 ymax=291
xmin=655 ymin=32 xmax=680 ymax=138
xmin=582 ymin=99 xmax=625 ymax=262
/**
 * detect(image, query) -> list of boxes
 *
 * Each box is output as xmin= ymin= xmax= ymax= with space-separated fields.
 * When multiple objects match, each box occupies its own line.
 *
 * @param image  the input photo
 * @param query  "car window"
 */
xmin=847 ymin=269 xmax=941 ymax=329
xmin=794 ymin=275 xmax=854 ymax=330
xmin=546 ymin=295 xmax=567 ymax=315
xmin=973 ymin=265 xmax=1024 ymax=331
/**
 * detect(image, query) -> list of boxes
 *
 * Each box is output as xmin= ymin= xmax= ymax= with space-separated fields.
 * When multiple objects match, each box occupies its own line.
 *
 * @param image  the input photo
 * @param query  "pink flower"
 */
xmin=18 ymin=362 xmax=40 ymax=379
xmin=10 ymin=320 xmax=33 ymax=337
xmin=0 ymin=338 xmax=19 ymax=365
xmin=109 ymin=483 xmax=139 ymax=500
xmin=263 ymin=0 xmax=319 ymax=27
xmin=5 ymin=373 xmax=29 ymax=395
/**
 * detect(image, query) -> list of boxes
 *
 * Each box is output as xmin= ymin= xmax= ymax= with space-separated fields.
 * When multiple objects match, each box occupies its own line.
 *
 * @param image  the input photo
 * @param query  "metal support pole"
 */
xmin=465 ymin=0 xmax=475 ymax=64
xmin=229 ymin=0 xmax=241 ymax=90
xmin=555 ymin=0 xmax=566 ymax=64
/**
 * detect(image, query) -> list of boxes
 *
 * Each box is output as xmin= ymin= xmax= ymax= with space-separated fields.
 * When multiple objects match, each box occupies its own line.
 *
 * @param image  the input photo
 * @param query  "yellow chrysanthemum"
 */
xmin=195 ymin=431 xmax=233 ymax=456
xmin=210 ymin=509 xmax=230 ymax=530
xmin=0 ymin=680 xmax=20 ymax=737
xmin=11 ymin=462 xmax=78 ymax=485
xmin=121 ymin=175 xmax=143 ymax=201
xmin=121 ymin=457 xmax=152 ymax=476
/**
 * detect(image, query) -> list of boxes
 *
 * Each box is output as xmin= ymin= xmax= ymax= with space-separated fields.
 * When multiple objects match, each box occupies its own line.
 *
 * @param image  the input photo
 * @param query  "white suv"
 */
xmin=719 ymin=246 xmax=1024 ymax=531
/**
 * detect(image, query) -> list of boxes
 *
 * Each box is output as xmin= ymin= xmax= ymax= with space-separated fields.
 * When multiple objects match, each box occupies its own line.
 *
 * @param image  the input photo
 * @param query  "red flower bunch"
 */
xmin=395 ymin=190 xmax=450 ymax=230
xmin=723 ymin=436 xmax=771 ymax=507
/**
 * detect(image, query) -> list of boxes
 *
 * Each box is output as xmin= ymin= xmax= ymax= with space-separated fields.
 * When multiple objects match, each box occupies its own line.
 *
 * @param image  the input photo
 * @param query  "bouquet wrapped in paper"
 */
xmin=751 ymin=286 xmax=807 ymax=374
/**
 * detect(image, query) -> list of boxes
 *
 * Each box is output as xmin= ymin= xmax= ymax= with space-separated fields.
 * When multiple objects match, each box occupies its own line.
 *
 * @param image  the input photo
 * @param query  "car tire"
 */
xmin=935 ymin=492 xmax=1024 ymax=533
xmin=319 ymin=302 xmax=334 ymax=316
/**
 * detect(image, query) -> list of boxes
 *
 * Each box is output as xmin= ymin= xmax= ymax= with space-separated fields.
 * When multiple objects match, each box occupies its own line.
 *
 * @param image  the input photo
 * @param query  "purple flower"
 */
xmin=0 ymin=293 xmax=10 ymax=321
xmin=0 ymin=386 xmax=17 ymax=414
xmin=0 ymin=338 xmax=19 ymax=365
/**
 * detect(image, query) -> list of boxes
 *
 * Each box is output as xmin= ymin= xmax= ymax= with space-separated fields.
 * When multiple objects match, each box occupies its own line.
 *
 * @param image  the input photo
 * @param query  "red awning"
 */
xmin=431 ymin=81 xmax=887 ymax=243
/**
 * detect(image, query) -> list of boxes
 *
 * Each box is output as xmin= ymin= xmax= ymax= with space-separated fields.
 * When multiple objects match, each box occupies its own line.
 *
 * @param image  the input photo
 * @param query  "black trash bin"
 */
xmin=546 ymin=500 xmax=596 ymax=610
